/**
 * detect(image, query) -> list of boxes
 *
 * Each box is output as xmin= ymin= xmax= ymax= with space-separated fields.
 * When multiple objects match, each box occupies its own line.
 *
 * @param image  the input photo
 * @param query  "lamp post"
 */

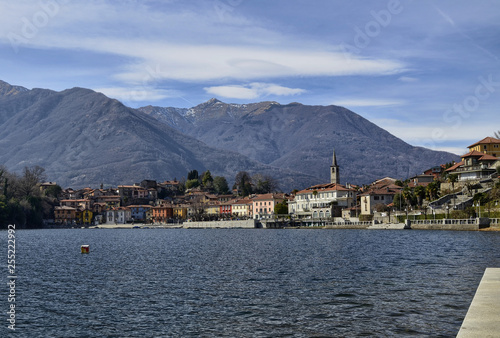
xmin=446 ymin=205 xmax=449 ymax=219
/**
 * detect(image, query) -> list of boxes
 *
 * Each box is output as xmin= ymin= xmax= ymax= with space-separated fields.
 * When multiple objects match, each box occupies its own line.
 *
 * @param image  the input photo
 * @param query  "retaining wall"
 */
xmin=183 ymin=219 xmax=257 ymax=229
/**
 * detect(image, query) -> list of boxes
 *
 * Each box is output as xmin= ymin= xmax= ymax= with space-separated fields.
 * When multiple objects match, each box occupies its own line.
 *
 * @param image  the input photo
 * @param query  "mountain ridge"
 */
xmin=0 ymin=81 xmax=317 ymax=190
xmin=0 ymin=80 xmax=459 ymax=190
xmin=139 ymin=99 xmax=459 ymax=185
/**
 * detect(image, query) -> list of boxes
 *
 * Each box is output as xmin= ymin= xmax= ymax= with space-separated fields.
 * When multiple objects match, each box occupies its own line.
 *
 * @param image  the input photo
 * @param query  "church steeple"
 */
xmin=330 ymin=149 xmax=339 ymax=184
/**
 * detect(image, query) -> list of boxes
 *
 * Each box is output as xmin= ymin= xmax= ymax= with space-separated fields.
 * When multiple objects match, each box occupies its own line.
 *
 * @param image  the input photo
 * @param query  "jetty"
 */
xmin=457 ymin=268 xmax=500 ymax=337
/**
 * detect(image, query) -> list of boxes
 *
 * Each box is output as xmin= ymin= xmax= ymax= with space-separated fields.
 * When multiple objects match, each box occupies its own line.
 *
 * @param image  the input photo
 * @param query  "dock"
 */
xmin=457 ymin=268 xmax=500 ymax=337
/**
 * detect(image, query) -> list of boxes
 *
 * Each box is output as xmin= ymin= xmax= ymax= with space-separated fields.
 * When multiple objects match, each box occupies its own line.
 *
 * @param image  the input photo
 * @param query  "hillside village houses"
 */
xmin=47 ymin=137 xmax=500 ymax=226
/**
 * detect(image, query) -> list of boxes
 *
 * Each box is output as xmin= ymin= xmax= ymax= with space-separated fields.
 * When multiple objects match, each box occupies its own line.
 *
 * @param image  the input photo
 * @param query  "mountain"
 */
xmin=0 ymin=81 xmax=316 ymax=189
xmin=140 ymin=99 xmax=460 ymax=185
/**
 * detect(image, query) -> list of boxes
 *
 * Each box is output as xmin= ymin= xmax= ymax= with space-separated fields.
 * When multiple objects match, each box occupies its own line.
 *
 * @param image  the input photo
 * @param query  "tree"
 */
xmin=234 ymin=171 xmax=253 ymax=196
xmin=213 ymin=176 xmax=229 ymax=195
xmin=201 ymin=170 xmax=214 ymax=188
xmin=252 ymin=173 xmax=279 ymax=194
xmin=187 ymin=169 xmax=199 ymax=181
xmin=185 ymin=179 xmax=200 ymax=190
xmin=274 ymin=200 xmax=288 ymax=215
xmin=447 ymin=174 xmax=458 ymax=192
xmin=402 ymin=186 xmax=414 ymax=208
xmin=393 ymin=193 xmax=406 ymax=210
xmin=414 ymin=185 xmax=426 ymax=208
xmin=15 ymin=166 xmax=46 ymax=199
xmin=426 ymin=181 xmax=440 ymax=201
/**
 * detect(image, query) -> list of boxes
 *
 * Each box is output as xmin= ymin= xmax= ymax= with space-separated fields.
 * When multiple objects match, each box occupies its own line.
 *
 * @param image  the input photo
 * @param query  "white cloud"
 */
xmin=94 ymin=87 xmax=180 ymax=103
xmin=333 ymin=99 xmax=404 ymax=107
xmin=204 ymin=83 xmax=306 ymax=99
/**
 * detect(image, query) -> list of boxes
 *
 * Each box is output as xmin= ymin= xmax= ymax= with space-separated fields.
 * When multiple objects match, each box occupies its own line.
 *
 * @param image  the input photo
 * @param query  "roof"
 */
xmin=461 ymin=150 xmax=498 ymax=161
xmin=297 ymin=183 xmax=355 ymax=194
xmin=359 ymin=188 xmax=400 ymax=196
xmin=445 ymin=161 xmax=464 ymax=172
xmin=252 ymin=193 xmax=285 ymax=201
xmin=468 ymin=137 xmax=500 ymax=148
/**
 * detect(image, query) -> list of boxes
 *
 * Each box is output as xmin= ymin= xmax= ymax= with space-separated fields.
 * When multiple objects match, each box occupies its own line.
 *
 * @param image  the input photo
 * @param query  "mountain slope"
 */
xmin=0 ymin=82 xmax=316 ymax=189
xmin=140 ymin=100 xmax=459 ymax=185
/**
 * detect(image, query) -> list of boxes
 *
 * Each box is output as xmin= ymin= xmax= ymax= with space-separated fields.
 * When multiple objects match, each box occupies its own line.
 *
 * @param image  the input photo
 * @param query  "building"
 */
xmin=445 ymin=150 xmax=499 ymax=181
xmin=288 ymin=183 xmax=357 ymax=219
xmin=468 ymin=137 xmax=500 ymax=157
xmin=106 ymin=207 xmax=132 ymax=224
xmin=252 ymin=193 xmax=285 ymax=219
xmin=330 ymin=150 xmax=340 ymax=184
xmin=408 ymin=174 xmax=435 ymax=188
xmin=359 ymin=187 xmax=401 ymax=215
xmin=54 ymin=206 xmax=77 ymax=224
xmin=128 ymin=205 xmax=152 ymax=222
xmin=423 ymin=165 xmax=446 ymax=179
xmin=151 ymin=205 xmax=173 ymax=223
xmin=288 ymin=150 xmax=357 ymax=219
xmin=231 ymin=198 xmax=253 ymax=218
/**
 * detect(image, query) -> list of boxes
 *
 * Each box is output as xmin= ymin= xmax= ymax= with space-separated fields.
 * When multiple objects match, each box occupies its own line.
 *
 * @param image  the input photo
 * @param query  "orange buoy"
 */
xmin=81 ymin=245 xmax=90 ymax=254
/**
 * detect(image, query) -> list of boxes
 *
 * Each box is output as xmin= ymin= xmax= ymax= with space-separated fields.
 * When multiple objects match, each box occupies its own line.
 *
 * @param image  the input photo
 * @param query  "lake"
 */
xmin=2 ymin=228 xmax=500 ymax=337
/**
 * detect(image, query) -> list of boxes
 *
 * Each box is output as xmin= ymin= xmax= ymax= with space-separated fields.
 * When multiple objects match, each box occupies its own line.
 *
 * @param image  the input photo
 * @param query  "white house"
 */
xmin=106 ymin=207 xmax=132 ymax=224
xmin=288 ymin=183 xmax=357 ymax=219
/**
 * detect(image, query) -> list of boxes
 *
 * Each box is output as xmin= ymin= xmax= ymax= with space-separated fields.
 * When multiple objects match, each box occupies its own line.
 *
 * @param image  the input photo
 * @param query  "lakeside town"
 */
xmin=2 ymin=136 xmax=500 ymax=230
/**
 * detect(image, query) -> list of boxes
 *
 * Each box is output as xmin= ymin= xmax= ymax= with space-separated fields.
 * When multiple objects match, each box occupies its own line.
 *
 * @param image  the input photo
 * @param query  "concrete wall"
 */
xmin=457 ymin=268 xmax=500 ymax=337
xmin=183 ymin=219 xmax=257 ymax=229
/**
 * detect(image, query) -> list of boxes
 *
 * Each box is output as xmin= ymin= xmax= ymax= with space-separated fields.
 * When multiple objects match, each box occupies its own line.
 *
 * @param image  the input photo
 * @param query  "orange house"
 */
xmin=151 ymin=205 xmax=173 ymax=222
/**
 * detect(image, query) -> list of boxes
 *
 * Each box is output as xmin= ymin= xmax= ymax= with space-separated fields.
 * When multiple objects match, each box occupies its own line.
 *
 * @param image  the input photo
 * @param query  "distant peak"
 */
xmin=0 ymin=80 xmax=29 ymax=97
xmin=207 ymin=98 xmax=222 ymax=104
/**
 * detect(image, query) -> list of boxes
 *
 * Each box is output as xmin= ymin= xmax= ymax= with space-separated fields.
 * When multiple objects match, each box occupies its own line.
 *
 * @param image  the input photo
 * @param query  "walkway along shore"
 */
xmin=89 ymin=217 xmax=500 ymax=230
xmin=457 ymin=268 xmax=500 ymax=337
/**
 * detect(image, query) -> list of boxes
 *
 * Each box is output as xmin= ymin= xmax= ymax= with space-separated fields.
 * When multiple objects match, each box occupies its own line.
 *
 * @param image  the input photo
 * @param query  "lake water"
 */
xmin=2 ymin=228 xmax=500 ymax=337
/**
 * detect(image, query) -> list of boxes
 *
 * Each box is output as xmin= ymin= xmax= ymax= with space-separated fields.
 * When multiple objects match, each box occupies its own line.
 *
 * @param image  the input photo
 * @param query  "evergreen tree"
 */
xmin=213 ymin=176 xmax=229 ymax=194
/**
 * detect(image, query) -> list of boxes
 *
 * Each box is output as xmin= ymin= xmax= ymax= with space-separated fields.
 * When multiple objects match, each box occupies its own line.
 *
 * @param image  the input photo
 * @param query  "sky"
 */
xmin=1 ymin=0 xmax=499 ymax=155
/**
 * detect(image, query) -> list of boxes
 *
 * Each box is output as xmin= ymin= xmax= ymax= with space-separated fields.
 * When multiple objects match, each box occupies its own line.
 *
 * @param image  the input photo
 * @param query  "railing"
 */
xmin=410 ymin=219 xmax=477 ymax=225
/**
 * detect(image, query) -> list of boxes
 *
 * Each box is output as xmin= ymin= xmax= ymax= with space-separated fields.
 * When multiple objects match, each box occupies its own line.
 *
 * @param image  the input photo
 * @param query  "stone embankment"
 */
xmin=183 ymin=219 xmax=257 ymax=229
xmin=457 ymin=268 xmax=500 ymax=337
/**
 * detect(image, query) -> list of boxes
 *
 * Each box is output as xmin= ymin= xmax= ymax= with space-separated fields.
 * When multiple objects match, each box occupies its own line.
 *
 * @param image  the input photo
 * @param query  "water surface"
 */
xmin=2 ymin=229 xmax=500 ymax=337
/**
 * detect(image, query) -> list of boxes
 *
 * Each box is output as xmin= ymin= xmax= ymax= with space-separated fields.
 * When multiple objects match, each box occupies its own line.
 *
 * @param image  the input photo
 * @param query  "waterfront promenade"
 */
xmin=457 ymin=268 xmax=500 ymax=337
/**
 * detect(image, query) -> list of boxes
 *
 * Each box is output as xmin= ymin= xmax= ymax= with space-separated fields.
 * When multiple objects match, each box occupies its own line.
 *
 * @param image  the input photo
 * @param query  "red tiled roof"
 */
xmin=252 ymin=193 xmax=285 ymax=201
xmin=445 ymin=161 xmax=464 ymax=172
xmin=297 ymin=183 xmax=355 ymax=194
xmin=461 ymin=150 xmax=498 ymax=161
xmin=468 ymin=137 xmax=500 ymax=148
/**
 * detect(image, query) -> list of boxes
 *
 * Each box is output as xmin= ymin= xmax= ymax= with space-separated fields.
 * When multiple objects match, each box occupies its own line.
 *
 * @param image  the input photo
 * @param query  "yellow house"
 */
xmin=468 ymin=137 xmax=500 ymax=157
xmin=82 ymin=209 xmax=93 ymax=225
xmin=205 ymin=203 xmax=220 ymax=217
xmin=173 ymin=205 xmax=188 ymax=220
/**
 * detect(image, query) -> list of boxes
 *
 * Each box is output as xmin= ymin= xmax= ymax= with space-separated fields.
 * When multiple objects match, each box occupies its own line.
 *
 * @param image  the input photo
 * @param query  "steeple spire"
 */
xmin=330 ymin=149 xmax=339 ymax=184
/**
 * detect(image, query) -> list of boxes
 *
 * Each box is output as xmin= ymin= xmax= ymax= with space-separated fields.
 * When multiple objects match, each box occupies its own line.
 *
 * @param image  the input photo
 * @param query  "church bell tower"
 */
xmin=330 ymin=149 xmax=340 ymax=184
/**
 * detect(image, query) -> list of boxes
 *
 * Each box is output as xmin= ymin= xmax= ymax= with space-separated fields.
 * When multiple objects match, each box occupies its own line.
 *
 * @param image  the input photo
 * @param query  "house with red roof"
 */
xmin=252 ymin=193 xmax=285 ymax=219
xmin=468 ymin=137 xmax=500 ymax=157
xmin=288 ymin=183 xmax=357 ymax=219
xmin=445 ymin=149 xmax=499 ymax=181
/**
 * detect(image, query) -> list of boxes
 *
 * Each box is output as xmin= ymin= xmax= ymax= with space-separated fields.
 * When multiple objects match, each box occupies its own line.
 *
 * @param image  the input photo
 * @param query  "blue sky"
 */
xmin=1 ymin=0 xmax=499 ymax=155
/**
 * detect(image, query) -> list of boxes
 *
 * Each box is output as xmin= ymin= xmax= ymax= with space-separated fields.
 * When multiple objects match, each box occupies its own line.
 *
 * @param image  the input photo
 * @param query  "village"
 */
xmin=47 ymin=136 xmax=500 ymax=229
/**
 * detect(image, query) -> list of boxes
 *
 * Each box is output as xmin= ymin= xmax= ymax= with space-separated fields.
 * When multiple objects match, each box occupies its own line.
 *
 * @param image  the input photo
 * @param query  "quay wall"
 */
xmin=183 ymin=219 xmax=257 ymax=229
xmin=457 ymin=268 xmax=500 ymax=337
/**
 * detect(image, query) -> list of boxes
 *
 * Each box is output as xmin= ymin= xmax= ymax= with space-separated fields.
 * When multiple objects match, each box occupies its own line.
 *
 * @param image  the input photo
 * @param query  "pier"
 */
xmin=457 ymin=268 xmax=500 ymax=337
